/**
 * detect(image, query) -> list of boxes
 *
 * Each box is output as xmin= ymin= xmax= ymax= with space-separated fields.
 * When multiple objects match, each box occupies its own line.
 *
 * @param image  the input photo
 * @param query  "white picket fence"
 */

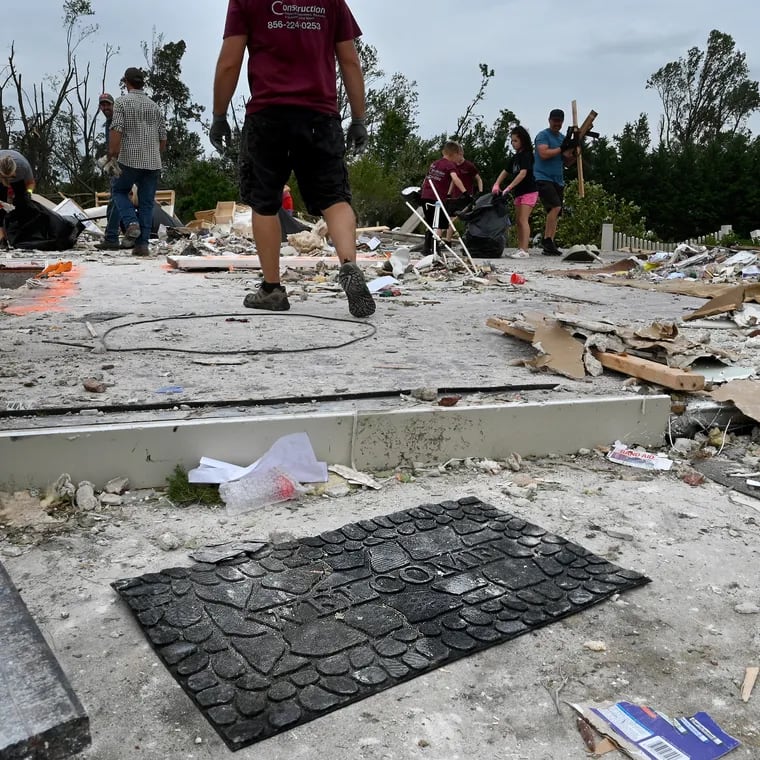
xmin=601 ymin=223 xmax=733 ymax=253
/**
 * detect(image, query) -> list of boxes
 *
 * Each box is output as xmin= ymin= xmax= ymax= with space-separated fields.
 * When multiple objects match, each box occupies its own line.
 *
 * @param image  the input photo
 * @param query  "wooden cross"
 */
xmin=570 ymin=100 xmax=598 ymax=198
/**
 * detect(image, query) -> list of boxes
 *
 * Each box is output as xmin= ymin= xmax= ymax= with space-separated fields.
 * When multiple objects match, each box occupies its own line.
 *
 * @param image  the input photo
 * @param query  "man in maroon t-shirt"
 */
xmin=445 ymin=147 xmax=482 ymax=242
xmin=419 ymin=140 xmax=466 ymax=256
xmin=210 ymin=0 xmax=375 ymax=318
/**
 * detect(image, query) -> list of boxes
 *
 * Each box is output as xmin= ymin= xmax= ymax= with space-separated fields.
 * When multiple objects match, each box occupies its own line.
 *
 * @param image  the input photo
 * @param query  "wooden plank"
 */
xmin=487 ymin=316 xmax=706 ymax=392
xmin=577 ymin=110 xmax=598 ymax=140
xmin=742 ymin=666 xmax=759 ymax=702
xmin=166 ymin=254 xmax=383 ymax=271
xmin=572 ymin=100 xmax=585 ymax=198
xmin=593 ymin=351 xmax=705 ymax=391
xmin=486 ymin=317 xmax=535 ymax=343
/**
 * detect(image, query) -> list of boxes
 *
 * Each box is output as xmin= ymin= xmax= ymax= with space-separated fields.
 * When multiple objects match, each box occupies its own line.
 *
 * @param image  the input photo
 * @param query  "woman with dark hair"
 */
xmin=492 ymin=125 xmax=538 ymax=258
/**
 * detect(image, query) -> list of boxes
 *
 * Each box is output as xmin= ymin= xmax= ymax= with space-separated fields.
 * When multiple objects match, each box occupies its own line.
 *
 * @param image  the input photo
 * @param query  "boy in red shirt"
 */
xmin=210 ymin=0 xmax=375 ymax=317
xmin=445 ymin=147 xmax=482 ymax=243
xmin=420 ymin=141 xmax=466 ymax=256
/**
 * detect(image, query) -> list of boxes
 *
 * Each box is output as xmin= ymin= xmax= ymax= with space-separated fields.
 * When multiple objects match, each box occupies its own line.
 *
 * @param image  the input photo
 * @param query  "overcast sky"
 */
xmin=6 ymin=0 xmax=760 ymax=152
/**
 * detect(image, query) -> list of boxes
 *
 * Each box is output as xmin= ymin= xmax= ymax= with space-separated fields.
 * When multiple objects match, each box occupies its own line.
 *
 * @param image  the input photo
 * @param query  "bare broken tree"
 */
xmin=54 ymin=43 xmax=116 ymax=197
xmin=453 ymin=63 xmax=495 ymax=142
xmin=3 ymin=0 xmax=99 ymax=193
xmin=0 ymin=66 xmax=13 ymax=150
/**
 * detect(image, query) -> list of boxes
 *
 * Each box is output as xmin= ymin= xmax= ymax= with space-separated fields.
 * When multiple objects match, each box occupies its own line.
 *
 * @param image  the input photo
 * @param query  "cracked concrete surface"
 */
xmin=2 ymin=243 xmax=759 ymax=759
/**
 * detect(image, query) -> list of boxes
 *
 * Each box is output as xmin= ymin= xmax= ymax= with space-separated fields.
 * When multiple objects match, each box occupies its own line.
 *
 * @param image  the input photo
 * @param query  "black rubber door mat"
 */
xmin=113 ymin=497 xmax=650 ymax=750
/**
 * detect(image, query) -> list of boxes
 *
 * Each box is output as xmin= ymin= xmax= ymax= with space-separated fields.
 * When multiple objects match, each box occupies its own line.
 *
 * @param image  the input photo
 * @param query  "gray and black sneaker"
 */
xmin=541 ymin=237 xmax=562 ymax=256
xmin=338 ymin=261 xmax=376 ymax=318
xmin=243 ymin=284 xmax=290 ymax=311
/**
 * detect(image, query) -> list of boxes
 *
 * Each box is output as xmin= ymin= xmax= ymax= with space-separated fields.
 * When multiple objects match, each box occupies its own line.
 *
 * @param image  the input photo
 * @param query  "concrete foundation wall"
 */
xmin=0 ymin=396 xmax=670 ymax=490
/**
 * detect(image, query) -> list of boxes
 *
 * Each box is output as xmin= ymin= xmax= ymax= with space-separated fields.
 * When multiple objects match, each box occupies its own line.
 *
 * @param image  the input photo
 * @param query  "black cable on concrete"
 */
xmin=43 ymin=312 xmax=377 ymax=355
xmin=0 ymin=383 xmax=560 ymax=419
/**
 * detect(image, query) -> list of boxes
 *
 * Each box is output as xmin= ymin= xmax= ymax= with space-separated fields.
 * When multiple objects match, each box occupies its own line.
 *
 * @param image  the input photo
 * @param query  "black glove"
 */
xmin=345 ymin=117 xmax=368 ymax=155
xmin=560 ymin=129 xmax=578 ymax=152
xmin=210 ymin=114 xmax=232 ymax=153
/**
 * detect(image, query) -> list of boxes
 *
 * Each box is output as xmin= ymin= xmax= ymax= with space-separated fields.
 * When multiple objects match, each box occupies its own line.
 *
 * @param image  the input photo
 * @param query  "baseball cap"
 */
xmin=121 ymin=67 xmax=145 ymax=87
xmin=98 ymin=92 xmax=114 ymax=104
xmin=549 ymin=109 xmax=565 ymax=120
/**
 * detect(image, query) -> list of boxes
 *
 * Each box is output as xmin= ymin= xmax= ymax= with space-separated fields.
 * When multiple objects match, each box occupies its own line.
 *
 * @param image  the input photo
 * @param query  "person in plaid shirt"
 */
xmin=108 ymin=67 xmax=167 ymax=256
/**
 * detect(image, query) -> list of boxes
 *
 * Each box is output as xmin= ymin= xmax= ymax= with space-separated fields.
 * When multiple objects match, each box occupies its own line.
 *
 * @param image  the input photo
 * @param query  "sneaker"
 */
xmin=338 ymin=261 xmax=376 ymax=318
xmin=510 ymin=249 xmax=529 ymax=259
xmin=243 ymin=284 xmax=290 ymax=311
xmin=96 ymin=239 xmax=121 ymax=251
xmin=541 ymin=238 xmax=561 ymax=257
xmin=124 ymin=223 xmax=140 ymax=241
xmin=131 ymin=244 xmax=150 ymax=257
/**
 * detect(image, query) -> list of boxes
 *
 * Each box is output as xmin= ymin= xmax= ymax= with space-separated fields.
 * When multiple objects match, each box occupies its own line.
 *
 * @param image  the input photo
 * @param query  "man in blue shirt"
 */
xmin=533 ymin=108 xmax=576 ymax=256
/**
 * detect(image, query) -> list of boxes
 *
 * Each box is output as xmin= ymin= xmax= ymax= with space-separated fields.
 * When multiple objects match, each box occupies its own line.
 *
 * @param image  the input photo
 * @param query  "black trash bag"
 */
xmin=278 ymin=207 xmax=309 ymax=240
xmin=460 ymin=192 xmax=511 ymax=258
xmin=151 ymin=202 xmax=181 ymax=233
xmin=4 ymin=200 xmax=83 ymax=251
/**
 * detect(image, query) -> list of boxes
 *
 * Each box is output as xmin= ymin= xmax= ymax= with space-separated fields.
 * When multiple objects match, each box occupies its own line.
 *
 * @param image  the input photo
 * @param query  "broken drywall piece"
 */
xmin=733 ymin=303 xmax=760 ymax=328
xmin=523 ymin=314 xmax=586 ymax=380
xmin=710 ymin=379 xmax=760 ymax=423
xmin=633 ymin=321 xmax=679 ymax=341
xmin=327 ymin=464 xmax=383 ymax=490
xmin=683 ymin=283 xmax=760 ymax=321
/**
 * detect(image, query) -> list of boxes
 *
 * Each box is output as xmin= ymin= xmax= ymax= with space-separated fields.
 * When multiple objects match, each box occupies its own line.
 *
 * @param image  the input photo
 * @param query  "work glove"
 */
xmin=560 ymin=129 xmax=578 ymax=153
xmin=491 ymin=183 xmax=501 ymax=195
xmin=345 ymin=117 xmax=368 ymax=155
xmin=210 ymin=114 xmax=232 ymax=153
xmin=101 ymin=157 xmax=122 ymax=178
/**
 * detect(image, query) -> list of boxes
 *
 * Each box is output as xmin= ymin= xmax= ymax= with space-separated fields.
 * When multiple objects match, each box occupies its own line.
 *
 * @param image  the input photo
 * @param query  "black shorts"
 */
xmin=239 ymin=106 xmax=351 ymax=216
xmin=536 ymin=181 xmax=564 ymax=211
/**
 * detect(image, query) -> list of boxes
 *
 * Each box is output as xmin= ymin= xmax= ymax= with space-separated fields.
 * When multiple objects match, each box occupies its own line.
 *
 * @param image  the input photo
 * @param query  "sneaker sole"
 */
xmin=242 ymin=292 xmax=290 ymax=311
xmin=339 ymin=265 xmax=376 ymax=318
xmin=124 ymin=225 xmax=141 ymax=241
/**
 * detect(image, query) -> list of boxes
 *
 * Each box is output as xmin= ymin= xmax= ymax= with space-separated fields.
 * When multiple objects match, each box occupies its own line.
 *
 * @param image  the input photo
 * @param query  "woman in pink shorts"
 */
xmin=492 ymin=126 xmax=538 ymax=258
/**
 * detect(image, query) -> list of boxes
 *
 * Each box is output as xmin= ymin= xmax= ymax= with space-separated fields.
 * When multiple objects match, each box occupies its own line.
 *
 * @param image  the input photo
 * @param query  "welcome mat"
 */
xmin=113 ymin=498 xmax=649 ymax=750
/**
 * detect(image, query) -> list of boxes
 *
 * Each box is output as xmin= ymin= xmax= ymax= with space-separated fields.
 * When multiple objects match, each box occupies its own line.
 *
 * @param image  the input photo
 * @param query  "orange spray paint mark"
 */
xmin=3 ymin=266 xmax=81 ymax=316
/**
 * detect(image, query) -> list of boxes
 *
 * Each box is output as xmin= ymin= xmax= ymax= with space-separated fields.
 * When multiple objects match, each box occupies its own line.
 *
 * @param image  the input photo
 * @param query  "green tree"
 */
xmin=141 ymin=32 xmax=204 ymax=179
xmin=171 ymin=159 xmax=238 ymax=223
xmin=646 ymin=30 xmax=760 ymax=147
xmin=530 ymin=180 xmax=645 ymax=248
xmin=367 ymin=72 xmax=419 ymax=172
xmin=458 ymin=108 xmax=520 ymax=189
xmin=453 ymin=63 xmax=495 ymax=141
